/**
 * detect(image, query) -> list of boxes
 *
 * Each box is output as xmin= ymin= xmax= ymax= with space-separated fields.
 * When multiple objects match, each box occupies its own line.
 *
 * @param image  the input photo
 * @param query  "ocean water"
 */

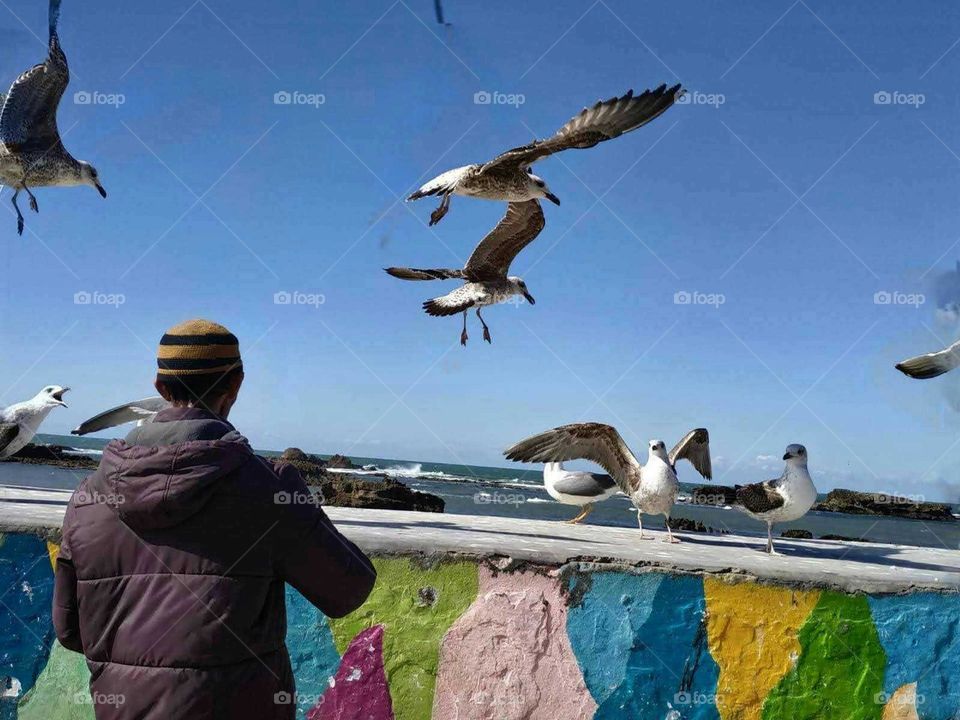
xmin=2 ymin=434 xmax=957 ymax=551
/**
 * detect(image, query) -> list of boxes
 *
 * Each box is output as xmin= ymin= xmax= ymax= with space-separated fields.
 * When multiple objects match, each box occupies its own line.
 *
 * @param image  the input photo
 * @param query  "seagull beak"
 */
xmin=545 ymin=192 xmax=560 ymax=206
xmin=782 ymin=452 xmax=791 ymax=460
xmin=52 ymin=387 xmax=69 ymax=407
xmin=523 ymin=292 xmax=536 ymax=305
xmin=95 ymin=182 xmax=107 ymax=198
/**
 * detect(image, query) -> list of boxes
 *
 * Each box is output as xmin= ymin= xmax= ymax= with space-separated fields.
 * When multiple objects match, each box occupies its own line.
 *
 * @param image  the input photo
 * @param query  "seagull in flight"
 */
xmin=505 ymin=423 xmax=711 ymax=542
xmin=385 ymin=199 xmax=543 ymax=345
xmin=734 ymin=444 xmax=817 ymax=554
xmin=407 ymin=83 xmax=683 ymax=225
xmin=896 ymin=339 xmax=960 ymax=379
xmin=542 ymin=462 xmax=619 ymax=524
xmin=71 ymin=396 xmax=167 ymax=436
xmin=0 ymin=0 xmax=106 ymax=235
xmin=0 ymin=385 xmax=69 ymax=458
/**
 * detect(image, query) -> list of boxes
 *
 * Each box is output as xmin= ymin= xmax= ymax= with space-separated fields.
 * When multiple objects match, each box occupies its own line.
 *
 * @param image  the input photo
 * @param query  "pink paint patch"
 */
xmin=433 ymin=566 xmax=597 ymax=719
xmin=307 ymin=624 xmax=394 ymax=720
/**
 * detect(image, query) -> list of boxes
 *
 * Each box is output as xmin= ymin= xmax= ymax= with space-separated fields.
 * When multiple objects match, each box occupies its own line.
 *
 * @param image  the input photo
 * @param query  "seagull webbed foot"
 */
xmin=460 ymin=329 xmax=468 ymax=346
xmin=16 ymin=216 xmax=23 ymax=235
xmin=429 ymin=195 xmax=451 ymax=226
xmin=28 ymin=196 xmax=38 ymax=213
xmin=483 ymin=326 xmax=491 ymax=343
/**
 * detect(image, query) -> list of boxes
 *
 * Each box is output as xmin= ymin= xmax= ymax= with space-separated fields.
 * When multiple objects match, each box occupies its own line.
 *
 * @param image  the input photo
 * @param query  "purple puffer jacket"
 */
xmin=52 ymin=407 xmax=376 ymax=719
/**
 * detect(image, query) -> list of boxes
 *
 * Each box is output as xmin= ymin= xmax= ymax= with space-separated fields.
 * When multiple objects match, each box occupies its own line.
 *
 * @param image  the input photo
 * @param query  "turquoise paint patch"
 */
xmin=0 ymin=534 xmax=56 ymax=709
xmin=869 ymin=593 xmax=960 ymax=720
xmin=286 ymin=586 xmax=341 ymax=719
xmin=566 ymin=571 xmax=719 ymax=719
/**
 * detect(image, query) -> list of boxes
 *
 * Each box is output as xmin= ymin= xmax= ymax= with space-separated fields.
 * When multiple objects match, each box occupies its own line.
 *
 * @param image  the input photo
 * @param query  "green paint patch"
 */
xmin=18 ymin=641 xmax=93 ymax=720
xmin=329 ymin=558 xmax=478 ymax=720
xmin=762 ymin=592 xmax=885 ymax=720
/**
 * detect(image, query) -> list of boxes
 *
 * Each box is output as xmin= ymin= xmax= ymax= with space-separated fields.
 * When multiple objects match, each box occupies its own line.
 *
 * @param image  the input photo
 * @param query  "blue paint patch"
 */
xmin=286 ymin=586 xmax=341 ymax=720
xmin=0 ymin=533 xmax=56 ymax=706
xmin=869 ymin=593 xmax=960 ymax=720
xmin=566 ymin=570 xmax=720 ymax=719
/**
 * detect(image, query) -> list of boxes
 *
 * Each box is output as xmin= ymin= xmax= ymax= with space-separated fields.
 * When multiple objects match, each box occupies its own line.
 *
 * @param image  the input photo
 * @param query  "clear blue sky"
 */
xmin=2 ymin=0 xmax=960 ymax=500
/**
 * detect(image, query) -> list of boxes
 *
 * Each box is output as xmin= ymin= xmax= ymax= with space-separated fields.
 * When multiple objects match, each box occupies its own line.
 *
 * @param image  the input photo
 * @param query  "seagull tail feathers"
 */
xmin=48 ymin=0 xmax=62 ymax=39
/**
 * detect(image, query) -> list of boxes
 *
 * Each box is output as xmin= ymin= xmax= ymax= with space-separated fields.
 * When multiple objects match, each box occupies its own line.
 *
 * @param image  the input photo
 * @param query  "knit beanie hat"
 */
xmin=156 ymin=319 xmax=242 ymax=380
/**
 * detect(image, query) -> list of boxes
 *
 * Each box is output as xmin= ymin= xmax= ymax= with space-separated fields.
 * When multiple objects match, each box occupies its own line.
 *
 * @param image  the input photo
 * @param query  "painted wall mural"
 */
xmin=0 ymin=532 xmax=958 ymax=719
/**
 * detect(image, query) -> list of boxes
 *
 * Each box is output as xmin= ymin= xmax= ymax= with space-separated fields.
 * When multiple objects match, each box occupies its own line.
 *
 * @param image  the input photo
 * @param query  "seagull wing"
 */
xmin=735 ymin=479 xmax=785 ymax=514
xmin=0 ymin=423 xmax=20 ymax=456
xmin=71 ymin=397 xmax=168 ymax=436
xmin=505 ymin=422 xmax=640 ymax=494
xmin=481 ymin=84 xmax=683 ymax=173
xmin=895 ymin=339 xmax=960 ymax=379
xmin=0 ymin=1 xmax=68 ymax=149
xmin=551 ymin=471 xmax=617 ymax=496
xmin=669 ymin=428 xmax=712 ymax=480
xmin=464 ymin=200 xmax=545 ymax=281
xmin=384 ymin=267 xmax=465 ymax=281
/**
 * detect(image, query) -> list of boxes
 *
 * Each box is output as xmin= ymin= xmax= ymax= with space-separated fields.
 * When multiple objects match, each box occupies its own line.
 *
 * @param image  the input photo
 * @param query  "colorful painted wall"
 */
xmin=0 ymin=531 xmax=958 ymax=719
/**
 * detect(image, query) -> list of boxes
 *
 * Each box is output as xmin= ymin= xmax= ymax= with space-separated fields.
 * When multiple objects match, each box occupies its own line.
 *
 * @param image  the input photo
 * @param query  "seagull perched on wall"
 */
xmin=407 ymin=83 xmax=683 ymax=225
xmin=71 ymin=396 xmax=168 ymax=436
xmin=505 ymin=423 xmax=711 ymax=542
xmin=735 ymin=444 xmax=817 ymax=554
xmin=385 ymin=199 xmax=542 ymax=345
xmin=0 ymin=385 xmax=69 ymax=458
xmin=0 ymin=0 xmax=107 ymax=235
xmin=542 ymin=462 xmax=619 ymax=524
xmin=896 ymin=339 xmax=960 ymax=379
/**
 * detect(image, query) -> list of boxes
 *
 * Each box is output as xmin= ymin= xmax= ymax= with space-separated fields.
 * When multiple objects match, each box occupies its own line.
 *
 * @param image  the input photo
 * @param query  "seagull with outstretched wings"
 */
xmin=71 ymin=396 xmax=168 ymax=436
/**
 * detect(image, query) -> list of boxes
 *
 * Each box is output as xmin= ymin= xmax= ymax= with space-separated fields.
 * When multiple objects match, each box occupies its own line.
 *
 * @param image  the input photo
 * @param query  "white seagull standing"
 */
xmin=386 ymin=199 xmax=543 ymax=345
xmin=735 ymin=444 xmax=817 ymax=554
xmin=71 ymin=396 xmax=168 ymax=436
xmin=0 ymin=385 xmax=69 ymax=458
xmin=896 ymin=339 xmax=960 ymax=379
xmin=407 ymin=83 xmax=683 ymax=225
xmin=505 ymin=423 xmax=711 ymax=542
xmin=0 ymin=0 xmax=107 ymax=235
xmin=542 ymin=462 xmax=619 ymax=524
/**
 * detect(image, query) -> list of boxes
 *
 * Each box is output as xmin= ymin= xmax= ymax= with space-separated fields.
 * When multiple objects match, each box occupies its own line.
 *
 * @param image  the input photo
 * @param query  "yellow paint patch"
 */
xmin=46 ymin=541 xmax=59 ymax=571
xmin=882 ymin=683 xmax=919 ymax=720
xmin=704 ymin=578 xmax=820 ymax=720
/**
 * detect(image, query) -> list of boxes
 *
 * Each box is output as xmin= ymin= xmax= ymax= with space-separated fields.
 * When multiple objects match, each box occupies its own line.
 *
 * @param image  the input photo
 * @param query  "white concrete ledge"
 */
xmin=2 ymin=486 xmax=958 ymax=594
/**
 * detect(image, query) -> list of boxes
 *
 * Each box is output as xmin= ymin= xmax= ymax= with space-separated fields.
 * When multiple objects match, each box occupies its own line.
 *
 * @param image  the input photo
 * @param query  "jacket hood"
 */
xmin=88 ymin=407 xmax=253 ymax=530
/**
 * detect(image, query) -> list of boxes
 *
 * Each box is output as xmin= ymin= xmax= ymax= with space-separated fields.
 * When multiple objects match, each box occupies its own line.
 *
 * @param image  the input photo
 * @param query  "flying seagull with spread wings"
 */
xmin=71 ymin=396 xmax=168 ymax=436
xmin=735 ymin=444 xmax=817 ymax=554
xmin=407 ymin=83 xmax=683 ymax=225
xmin=0 ymin=0 xmax=106 ymax=235
xmin=896 ymin=338 xmax=960 ymax=379
xmin=505 ymin=423 xmax=711 ymax=542
xmin=0 ymin=385 xmax=68 ymax=458
xmin=385 ymin=199 xmax=543 ymax=345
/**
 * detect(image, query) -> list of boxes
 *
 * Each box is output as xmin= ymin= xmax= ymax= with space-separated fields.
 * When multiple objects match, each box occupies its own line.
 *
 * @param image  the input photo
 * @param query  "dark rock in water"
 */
xmin=820 ymin=533 xmax=872 ymax=543
xmin=691 ymin=485 xmax=738 ymax=506
xmin=7 ymin=443 xmax=99 ymax=470
xmin=667 ymin=517 xmax=727 ymax=534
xmin=325 ymin=453 xmax=358 ymax=469
xmin=814 ymin=488 xmax=955 ymax=522
xmin=280 ymin=448 xmax=443 ymax=513
xmin=781 ymin=528 xmax=813 ymax=539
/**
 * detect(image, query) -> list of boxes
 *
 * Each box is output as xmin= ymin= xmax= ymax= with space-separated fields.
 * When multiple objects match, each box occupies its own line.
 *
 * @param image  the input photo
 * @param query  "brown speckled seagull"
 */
xmin=407 ymin=83 xmax=683 ymax=225
xmin=0 ymin=0 xmax=106 ymax=235
xmin=385 ymin=199 xmax=543 ymax=345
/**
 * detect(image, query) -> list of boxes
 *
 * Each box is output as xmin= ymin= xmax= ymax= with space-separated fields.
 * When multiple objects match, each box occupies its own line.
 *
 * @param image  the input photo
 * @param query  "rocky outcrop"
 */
xmin=325 ymin=453 xmax=358 ymax=469
xmin=781 ymin=529 xmax=813 ymax=539
xmin=667 ymin=517 xmax=728 ymax=534
xmin=7 ymin=444 xmax=98 ymax=470
xmin=814 ymin=489 xmax=955 ymax=522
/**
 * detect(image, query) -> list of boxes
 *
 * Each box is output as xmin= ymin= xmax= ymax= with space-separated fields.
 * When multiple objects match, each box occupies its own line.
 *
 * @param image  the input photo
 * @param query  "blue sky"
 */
xmin=2 ymin=0 xmax=960 ymax=500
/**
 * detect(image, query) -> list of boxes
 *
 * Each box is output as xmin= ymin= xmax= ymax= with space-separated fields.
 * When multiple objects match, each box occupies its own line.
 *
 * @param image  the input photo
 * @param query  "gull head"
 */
xmin=508 ymin=277 xmax=535 ymax=305
xmin=79 ymin=162 xmax=107 ymax=198
xmin=783 ymin=443 xmax=808 ymax=464
xmin=526 ymin=170 xmax=559 ymax=206
xmin=648 ymin=439 xmax=668 ymax=461
xmin=34 ymin=385 xmax=69 ymax=409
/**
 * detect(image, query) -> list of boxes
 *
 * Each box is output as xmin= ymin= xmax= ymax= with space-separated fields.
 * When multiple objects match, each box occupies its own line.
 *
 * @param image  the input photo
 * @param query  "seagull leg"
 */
xmin=11 ymin=189 xmax=24 ymax=235
xmin=477 ymin=308 xmax=492 ymax=343
xmin=567 ymin=503 xmax=593 ymax=524
xmin=24 ymin=185 xmax=38 ymax=213
xmin=429 ymin=193 xmax=451 ymax=226
xmin=460 ymin=310 xmax=468 ymax=346
xmin=766 ymin=522 xmax=778 ymax=555
xmin=636 ymin=512 xmax=653 ymax=539
xmin=664 ymin=515 xmax=682 ymax=543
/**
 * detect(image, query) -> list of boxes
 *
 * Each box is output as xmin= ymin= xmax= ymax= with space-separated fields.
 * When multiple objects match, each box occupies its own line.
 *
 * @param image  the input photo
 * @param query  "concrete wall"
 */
xmin=1 ymin=531 xmax=959 ymax=720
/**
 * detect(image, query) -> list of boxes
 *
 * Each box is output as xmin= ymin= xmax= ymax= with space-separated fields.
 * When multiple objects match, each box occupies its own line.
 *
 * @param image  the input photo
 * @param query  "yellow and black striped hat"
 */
xmin=156 ymin=319 xmax=242 ymax=379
